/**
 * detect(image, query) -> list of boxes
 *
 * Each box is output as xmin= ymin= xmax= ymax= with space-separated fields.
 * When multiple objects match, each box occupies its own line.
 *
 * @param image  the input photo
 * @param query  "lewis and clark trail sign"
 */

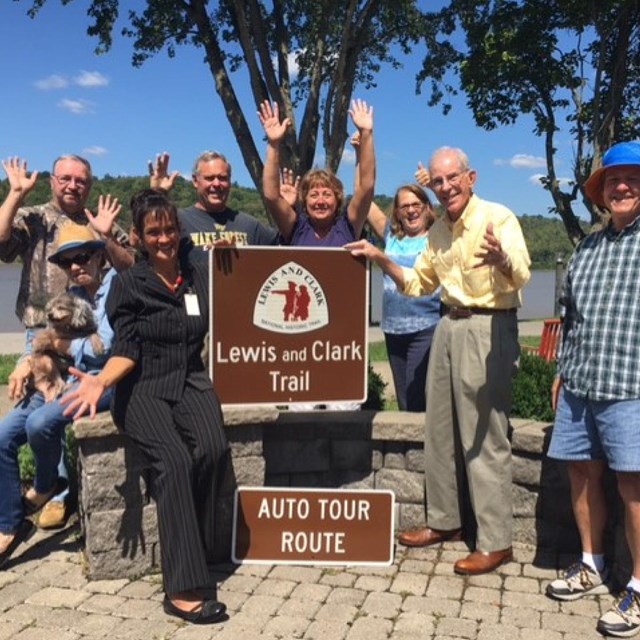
xmin=209 ymin=247 xmax=369 ymax=406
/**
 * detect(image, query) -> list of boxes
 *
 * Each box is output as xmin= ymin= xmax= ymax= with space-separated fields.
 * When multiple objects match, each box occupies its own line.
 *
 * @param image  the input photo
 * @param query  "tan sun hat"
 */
xmin=48 ymin=223 xmax=106 ymax=264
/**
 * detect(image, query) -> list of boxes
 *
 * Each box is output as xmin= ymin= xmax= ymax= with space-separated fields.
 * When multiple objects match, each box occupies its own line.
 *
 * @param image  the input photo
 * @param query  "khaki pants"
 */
xmin=424 ymin=312 xmax=519 ymax=552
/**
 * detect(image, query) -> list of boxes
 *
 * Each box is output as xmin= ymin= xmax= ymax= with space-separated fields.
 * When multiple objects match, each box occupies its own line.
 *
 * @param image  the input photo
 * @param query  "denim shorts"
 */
xmin=548 ymin=387 xmax=640 ymax=471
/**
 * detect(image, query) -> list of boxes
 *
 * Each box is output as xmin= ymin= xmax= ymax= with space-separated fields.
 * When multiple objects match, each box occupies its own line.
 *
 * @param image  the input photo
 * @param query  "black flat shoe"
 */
xmin=162 ymin=595 xmax=226 ymax=624
xmin=0 ymin=520 xmax=36 ymax=570
xmin=22 ymin=477 xmax=68 ymax=517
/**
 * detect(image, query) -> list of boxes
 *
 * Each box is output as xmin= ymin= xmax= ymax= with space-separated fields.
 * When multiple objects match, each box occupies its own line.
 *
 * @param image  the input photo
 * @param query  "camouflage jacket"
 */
xmin=0 ymin=201 xmax=129 ymax=328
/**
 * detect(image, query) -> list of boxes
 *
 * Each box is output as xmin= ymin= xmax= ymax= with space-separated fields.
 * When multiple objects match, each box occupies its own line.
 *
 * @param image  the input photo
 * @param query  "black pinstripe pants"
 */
xmin=113 ymin=383 xmax=228 ymax=594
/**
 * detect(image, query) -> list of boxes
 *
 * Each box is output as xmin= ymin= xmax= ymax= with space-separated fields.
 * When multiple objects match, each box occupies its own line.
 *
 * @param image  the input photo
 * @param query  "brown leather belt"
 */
xmin=441 ymin=304 xmax=516 ymax=320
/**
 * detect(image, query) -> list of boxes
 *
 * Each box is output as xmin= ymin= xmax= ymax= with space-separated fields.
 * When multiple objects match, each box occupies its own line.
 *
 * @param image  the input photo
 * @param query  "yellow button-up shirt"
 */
xmin=402 ymin=194 xmax=531 ymax=308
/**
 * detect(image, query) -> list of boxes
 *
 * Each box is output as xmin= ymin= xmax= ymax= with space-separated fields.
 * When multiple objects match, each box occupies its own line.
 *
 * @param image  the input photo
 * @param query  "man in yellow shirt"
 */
xmin=347 ymin=146 xmax=530 ymax=574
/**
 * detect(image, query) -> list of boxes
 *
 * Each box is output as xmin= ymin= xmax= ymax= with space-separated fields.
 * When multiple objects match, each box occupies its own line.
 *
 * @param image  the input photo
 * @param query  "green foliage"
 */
xmin=420 ymin=0 xmax=640 ymax=242
xmin=518 ymin=214 xmax=583 ymax=269
xmin=364 ymin=362 xmax=387 ymax=411
xmin=511 ymin=352 xmax=557 ymax=423
xmin=0 ymin=355 xmax=19 ymax=384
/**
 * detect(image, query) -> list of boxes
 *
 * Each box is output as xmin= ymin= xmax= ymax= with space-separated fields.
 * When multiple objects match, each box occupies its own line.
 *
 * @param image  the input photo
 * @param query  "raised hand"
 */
xmin=85 ymin=194 xmax=122 ymax=238
xmin=348 ymin=99 xmax=374 ymax=133
xmin=474 ymin=222 xmax=511 ymax=270
xmin=258 ymin=100 xmax=290 ymax=144
xmin=2 ymin=157 xmax=38 ymax=197
xmin=280 ymin=168 xmax=300 ymax=207
xmin=415 ymin=161 xmax=430 ymax=187
xmin=148 ymin=152 xmax=179 ymax=191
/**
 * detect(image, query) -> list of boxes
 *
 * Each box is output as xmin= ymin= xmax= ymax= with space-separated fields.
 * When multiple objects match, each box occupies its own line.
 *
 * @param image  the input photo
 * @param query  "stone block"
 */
xmin=85 ymin=504 xmax=159 ymax=554
xmin=383 ymin=442 xmax=407 ymax=470
xmin=85 ymin=542 xmax=160 ymax=581
xmin=230 ymin=455 xmax=265 ymax=486
xmin=330 ymin=439 xmax=373 ymax=471
xmin=512 ymin=483 xmax=538 ymax=518
xmin=511 ymin=421 xmax=551 ymax=455
xmin=512 ymin=455 xmax=542 ymax=486
xmin=264 ymin=438 xmax=331 ymax=474
xmin=398 ymin=502 xmax=426 ymax=531
xmin=371 ymin=446 xmax=383 ymax=471
xmin=227 ymin=425 xmax=264 ymax=456
xmin=405 ymin=447 xmax=425 ymax=472
xmin=375 ymin=468 xmax=423 ymax=503
xmin=322 ymin=470 xmax=374 ymax=490
xmin=78 ymin=435 xmax=149 ymax=475
xmin=371 ymin=412 xmax=423 ymax=442
xmin=81 ymin=467 xmax=149 ymax=512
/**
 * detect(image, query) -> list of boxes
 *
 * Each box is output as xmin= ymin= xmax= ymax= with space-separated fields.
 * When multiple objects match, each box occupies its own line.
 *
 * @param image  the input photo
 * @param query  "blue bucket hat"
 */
xmin=584 ymin=141 xmax=640 ymax=208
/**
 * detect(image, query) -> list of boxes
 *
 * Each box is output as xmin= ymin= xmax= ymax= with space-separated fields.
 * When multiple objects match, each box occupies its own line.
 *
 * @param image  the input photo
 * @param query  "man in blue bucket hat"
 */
xmin=545 ymin=141 xmax=640 ymax=637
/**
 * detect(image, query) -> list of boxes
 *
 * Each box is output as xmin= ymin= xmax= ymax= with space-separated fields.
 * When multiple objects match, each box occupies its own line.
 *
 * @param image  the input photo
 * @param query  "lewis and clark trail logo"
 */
xmin=253 ymin=261 xmax=329 ymax=334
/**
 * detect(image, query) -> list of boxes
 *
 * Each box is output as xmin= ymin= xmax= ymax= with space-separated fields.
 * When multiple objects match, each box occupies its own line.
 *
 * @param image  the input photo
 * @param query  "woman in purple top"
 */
xmin=258 ymin=99 xmax=375 ymax=247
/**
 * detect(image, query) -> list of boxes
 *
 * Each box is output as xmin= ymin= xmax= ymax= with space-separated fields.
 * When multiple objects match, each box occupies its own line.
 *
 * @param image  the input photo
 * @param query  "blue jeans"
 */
xmin=0 ymin=385 xmax=112 ymax=533
xmin=384 ymin=326 xmax=436 ymax=412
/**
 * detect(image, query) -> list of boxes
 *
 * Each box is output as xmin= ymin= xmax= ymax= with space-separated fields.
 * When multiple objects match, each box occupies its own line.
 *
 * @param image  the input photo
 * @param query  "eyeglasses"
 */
xmin=52 ymin=175 xmax=89 ymax=189
xmin=430 ymin=171 xmax=468 ymax=190
xmin=398 ymin=202 xmax=425 ymax=214
xmin=56 ymin=252 xmax=94 ymax=268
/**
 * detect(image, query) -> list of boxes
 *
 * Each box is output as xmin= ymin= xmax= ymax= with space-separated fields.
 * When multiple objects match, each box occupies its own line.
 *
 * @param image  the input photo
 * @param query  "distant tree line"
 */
xmin=0 ymin=173 xmax=577 ymax=270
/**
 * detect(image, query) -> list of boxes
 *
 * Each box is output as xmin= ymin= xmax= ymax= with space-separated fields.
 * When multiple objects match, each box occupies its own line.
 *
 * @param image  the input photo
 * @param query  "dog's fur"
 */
xmin=30 ymin=292 xmax=103 ymax=401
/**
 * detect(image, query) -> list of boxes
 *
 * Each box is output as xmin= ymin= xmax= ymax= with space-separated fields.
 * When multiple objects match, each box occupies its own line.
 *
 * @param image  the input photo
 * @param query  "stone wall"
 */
xmin=73 ymin=409 xmax=628 ymax=582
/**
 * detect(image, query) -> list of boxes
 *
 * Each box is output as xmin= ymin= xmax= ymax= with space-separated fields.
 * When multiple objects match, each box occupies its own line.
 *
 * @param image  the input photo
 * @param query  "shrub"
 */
xmin=511 ymin=351 xmax=557 ymax=423
xmin=363 ymin=362 xmax=387 ymax=410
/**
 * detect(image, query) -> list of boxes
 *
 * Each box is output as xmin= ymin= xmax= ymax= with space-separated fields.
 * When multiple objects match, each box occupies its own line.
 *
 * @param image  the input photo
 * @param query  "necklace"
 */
xmin=156 ymin=270 xmax=183 ymax=292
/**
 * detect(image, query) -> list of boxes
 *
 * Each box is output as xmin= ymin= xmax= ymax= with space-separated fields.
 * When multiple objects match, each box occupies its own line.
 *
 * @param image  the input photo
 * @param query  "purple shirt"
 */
xmin=289 ymin=211 xmax=356 ymax=247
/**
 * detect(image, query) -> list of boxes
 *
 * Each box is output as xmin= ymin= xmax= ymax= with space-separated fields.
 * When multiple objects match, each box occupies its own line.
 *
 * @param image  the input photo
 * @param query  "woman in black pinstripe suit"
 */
xmin=63 ymin=189 xmax=228 ymax=624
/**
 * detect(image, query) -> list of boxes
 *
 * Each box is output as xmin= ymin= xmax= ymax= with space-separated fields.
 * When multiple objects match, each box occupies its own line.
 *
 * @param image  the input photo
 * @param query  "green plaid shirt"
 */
xmin=559 ymin=216 xmax=640 ymax=400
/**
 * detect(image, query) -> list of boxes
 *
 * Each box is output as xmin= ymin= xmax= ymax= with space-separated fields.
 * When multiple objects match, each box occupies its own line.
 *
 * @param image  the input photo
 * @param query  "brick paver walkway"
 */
xmin=0 ymin=519 xmax=614 ymax=639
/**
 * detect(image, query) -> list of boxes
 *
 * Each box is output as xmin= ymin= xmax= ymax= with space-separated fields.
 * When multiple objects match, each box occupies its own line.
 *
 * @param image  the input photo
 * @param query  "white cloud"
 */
xmin=57 ymin=98 xmax=93 ymax=115
xmin=74 ymin=70 xmax=109 ymax=88
xmin=493 ymin=158 xmax=507 ymax=166
xmin=510 ymin=154 xmax=546 ymax=169
xmin=83 ymin=145 xmax=107 ymax=156
xmin=528 ymin=173 xmax=574 ymax=188
xmin=341 ymin=148 xmax=356 ymax=166
xmin=34 ymin=74 xmax=68 ymax=90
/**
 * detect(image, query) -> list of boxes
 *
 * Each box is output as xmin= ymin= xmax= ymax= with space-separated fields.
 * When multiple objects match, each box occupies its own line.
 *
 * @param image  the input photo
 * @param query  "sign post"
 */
xmin=232 ymin=487 xmax=395 ymax=565
xmin=210 ymin=247 xmax=368 ymax=406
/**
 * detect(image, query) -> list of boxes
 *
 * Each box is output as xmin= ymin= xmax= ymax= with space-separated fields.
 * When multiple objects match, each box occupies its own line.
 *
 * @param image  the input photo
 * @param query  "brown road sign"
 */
xmin=210 ymin=247 xmax=368 ymax=405
xmin=232 ymin=487 xmax=395 ymax=565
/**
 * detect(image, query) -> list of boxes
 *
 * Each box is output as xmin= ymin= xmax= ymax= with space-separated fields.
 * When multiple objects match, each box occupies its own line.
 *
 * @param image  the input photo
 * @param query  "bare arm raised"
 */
xmin=258 ymin=100 xmax=297 ymax=242
xmin=346 ymin=99 xmax=375 ymax=238
xmin=351 ymin=132 xmax=386 ymax=240
xmin=0 ymin=157 xmax=38 ymax=242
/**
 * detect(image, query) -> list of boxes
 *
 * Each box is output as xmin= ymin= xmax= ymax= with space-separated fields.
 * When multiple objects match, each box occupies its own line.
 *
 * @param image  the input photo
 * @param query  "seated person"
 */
xmin=0 ymin=221 xmax=116 ymax=568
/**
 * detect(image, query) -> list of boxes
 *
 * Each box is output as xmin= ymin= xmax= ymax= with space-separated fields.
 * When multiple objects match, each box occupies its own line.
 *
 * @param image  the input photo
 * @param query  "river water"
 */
xmin=0 ymin=263 xmax=559 ymax=333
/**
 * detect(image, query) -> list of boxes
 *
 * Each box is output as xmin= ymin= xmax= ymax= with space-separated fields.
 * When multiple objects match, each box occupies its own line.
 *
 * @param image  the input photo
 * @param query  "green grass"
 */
xmin=519 ymin=336 xmax=541 ymax=350
xmin=369 ymin=341 xmax=388 ymax=362
xmin=0 ymin=354 xmax=19 ymax=385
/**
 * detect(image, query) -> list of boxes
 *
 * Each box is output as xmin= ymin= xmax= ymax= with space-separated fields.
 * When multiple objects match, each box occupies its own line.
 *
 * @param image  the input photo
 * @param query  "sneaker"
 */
xmin=37 ymin=500 xmax=67 ymax=530
xmin=597 ymin=588 xmax=640 ymax=637
xmin=546 ymin=561 xmax=609 ymax=601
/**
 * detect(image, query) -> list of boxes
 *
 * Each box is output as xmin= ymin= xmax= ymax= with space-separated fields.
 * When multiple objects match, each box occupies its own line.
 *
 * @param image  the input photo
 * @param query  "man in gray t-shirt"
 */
xmin=150 ymin=151 xmax=277 ymax=263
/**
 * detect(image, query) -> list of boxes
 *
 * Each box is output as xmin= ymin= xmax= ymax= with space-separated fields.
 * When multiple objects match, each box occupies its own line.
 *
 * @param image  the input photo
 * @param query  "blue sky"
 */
xmin=1 ymin=1 xmax=585 ymax=220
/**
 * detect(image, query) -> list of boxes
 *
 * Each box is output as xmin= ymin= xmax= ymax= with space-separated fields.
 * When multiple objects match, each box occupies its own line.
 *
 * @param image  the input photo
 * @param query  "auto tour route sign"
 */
xmin=232 ymin=487 xmax=395 ymax=565
xmin=210 ymin=247 xmax=368 ymax=405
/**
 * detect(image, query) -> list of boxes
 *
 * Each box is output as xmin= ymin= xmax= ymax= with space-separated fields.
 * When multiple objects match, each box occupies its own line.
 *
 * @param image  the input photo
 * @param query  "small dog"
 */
xmin=30 ymin=292 xmax=103 ymax=402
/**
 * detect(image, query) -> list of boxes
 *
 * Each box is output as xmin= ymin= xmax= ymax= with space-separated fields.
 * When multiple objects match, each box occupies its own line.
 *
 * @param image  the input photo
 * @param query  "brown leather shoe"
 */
xmin=454 ymin=548 xmax=513 ymax=575
xmin=398 ymin=527 xmax=462 ymax=548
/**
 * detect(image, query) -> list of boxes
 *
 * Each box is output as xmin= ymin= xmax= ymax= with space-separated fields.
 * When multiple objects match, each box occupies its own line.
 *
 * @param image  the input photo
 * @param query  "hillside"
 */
xmin=0 ymin=174 xmax=581 ymax=269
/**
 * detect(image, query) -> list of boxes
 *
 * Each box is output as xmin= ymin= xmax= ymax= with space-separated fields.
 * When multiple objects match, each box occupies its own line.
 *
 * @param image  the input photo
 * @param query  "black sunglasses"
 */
xmin=56 ymin=252 xmax=94 ymax=268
